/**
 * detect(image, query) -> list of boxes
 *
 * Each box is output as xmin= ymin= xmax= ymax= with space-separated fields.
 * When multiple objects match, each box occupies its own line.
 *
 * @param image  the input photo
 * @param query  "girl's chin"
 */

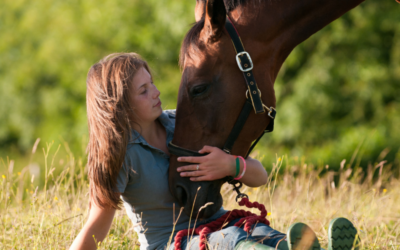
xmin=153 ymin=107 xmax=163 ymax=117
xmin=155 ymin=106 xmax=163 ymax=113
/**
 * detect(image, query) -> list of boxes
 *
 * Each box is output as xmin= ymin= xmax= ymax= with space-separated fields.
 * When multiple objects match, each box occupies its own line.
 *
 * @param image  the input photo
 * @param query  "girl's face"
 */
xmin=130 ymin=67 xmax=162 ymax=124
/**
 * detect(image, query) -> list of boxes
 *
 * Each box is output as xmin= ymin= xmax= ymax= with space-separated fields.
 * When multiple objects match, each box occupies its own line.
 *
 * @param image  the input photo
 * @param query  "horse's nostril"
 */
xmin=176 ymin=185 xmax=188 ymax=207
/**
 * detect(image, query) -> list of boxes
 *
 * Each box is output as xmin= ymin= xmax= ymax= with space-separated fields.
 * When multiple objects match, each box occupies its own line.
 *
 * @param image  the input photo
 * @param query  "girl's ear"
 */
xmin=202 ymin=0 xmax=226 ymax=42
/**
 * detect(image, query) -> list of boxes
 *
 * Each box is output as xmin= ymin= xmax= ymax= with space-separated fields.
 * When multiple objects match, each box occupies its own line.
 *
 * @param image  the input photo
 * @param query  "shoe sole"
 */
xmin=287 ymin=222 xmax=321 ymax=250
xmin=328 ymin=217 xmax=360 ymax=250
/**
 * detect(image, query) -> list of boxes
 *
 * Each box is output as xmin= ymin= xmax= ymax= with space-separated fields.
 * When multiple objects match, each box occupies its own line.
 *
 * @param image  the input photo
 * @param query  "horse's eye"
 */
xmin=191 ymin=84 xmax=209 ymax=97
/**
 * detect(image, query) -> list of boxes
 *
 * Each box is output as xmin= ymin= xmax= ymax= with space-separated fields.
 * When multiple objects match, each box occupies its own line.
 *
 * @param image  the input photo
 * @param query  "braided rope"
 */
xmin=173 ymin=198 xmax=269 ymax=250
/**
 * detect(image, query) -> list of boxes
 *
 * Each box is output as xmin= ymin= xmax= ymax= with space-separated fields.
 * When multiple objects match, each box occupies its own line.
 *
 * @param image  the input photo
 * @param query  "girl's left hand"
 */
xmin=177 ymin=145 xmax=236 ymax=181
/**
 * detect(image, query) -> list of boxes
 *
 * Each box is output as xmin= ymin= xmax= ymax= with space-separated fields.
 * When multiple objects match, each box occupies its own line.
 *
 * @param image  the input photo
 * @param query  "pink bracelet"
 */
xmin=234 ymin=156 xmax=246 ymax=180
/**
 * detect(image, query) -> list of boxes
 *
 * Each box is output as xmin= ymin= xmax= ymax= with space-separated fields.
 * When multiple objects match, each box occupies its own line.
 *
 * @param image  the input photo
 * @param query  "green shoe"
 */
xmin=328 ymin=217 xmax=360 ymax=250
xmin=235 ymin=240 xmax=276 ymax=250
xmin=287 ymin=222 xmax=321 ymax=250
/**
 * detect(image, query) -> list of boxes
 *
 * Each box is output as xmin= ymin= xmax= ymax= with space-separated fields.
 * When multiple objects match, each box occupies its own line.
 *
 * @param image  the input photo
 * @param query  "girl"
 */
xmin=70 ymin=53 xmax=358 ymax=250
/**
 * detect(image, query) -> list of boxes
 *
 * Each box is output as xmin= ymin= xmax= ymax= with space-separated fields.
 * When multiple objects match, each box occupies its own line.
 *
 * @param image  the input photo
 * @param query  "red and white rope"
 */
xmin=173 ymin=198 xmax=269 ymax=250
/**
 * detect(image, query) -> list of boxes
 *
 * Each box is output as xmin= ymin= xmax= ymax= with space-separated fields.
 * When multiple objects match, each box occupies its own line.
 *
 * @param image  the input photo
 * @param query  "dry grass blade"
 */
xmin=0 ymin=144 xmax=399 ymax=249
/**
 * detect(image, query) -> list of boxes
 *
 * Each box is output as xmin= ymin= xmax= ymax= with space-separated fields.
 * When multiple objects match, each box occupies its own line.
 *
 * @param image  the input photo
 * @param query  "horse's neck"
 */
xmin=230 ymin=0 xmax=365 ymax=80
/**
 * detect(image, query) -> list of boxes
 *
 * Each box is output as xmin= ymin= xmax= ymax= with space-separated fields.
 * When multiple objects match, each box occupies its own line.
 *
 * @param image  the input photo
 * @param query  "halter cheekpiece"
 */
xmin=168 ymin=16 xmax=277 ymax=192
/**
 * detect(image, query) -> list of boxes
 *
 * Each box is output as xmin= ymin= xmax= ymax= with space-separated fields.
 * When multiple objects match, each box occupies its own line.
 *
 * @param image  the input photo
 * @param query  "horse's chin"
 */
xmin=183 ymin=195 xmax=223 ymax=220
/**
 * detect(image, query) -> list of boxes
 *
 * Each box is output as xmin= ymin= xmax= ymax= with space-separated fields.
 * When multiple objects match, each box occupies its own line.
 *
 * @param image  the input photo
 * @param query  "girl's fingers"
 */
xmin=180 ymin=170 xmax=204 ymax=177
xmin=198 ymin=145 xmax=216 ymax=154
xmin=190 ymin=174 xmax=217 ymax=181
xmin=177 ymin=165 xmax=200 ymax=172
xmin=190 ymin=176 xmax=206 ymax=182
xmin=177 ymin=156 xmax=206 ymax=164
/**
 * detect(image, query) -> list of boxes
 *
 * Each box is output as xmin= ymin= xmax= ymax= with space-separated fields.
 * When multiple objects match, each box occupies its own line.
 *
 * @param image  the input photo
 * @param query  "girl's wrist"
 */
xmin=228 ymin=155 xmax=237 ymax=177
xmin=234 ymin=156 xmax=246 ymax=180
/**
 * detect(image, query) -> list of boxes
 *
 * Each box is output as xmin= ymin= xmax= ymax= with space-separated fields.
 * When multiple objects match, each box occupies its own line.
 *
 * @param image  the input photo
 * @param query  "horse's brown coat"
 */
xmin=169 ymin=0 xmax=366 ymax=219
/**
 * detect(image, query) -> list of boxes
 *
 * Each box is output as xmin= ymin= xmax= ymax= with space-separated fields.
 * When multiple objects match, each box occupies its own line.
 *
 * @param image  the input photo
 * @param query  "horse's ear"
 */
xmin=203 ymin=0 xmax=226 ymax=42
xmin=195 ymin=0 xmax=205 ymax=22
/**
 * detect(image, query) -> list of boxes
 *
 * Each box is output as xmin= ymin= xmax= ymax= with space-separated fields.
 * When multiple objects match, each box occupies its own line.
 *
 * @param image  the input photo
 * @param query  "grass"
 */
xmin=0 ymin=142 xmax=399 ymax=249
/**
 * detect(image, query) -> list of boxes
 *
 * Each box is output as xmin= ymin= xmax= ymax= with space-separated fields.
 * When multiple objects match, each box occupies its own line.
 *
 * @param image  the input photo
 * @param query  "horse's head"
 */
xmin=168 ymin=0 xmax=277 ymax=219
xmin=168 ymin=0 xmax=370 ymax=219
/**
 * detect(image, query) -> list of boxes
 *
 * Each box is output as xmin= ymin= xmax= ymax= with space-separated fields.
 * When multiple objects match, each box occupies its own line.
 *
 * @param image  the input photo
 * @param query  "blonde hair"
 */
xmin=86 ymin=52 xmax=151 ymax=209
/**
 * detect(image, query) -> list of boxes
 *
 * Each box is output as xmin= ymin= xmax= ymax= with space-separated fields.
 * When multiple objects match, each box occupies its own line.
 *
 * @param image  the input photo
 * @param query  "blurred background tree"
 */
xmin=0 ymin=0 xmax=399 ymax=171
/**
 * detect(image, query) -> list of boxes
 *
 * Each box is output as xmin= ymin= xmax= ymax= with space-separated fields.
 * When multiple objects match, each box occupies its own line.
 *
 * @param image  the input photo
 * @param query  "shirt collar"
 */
xmin=129 ymin=111 xmax=174 ymax=145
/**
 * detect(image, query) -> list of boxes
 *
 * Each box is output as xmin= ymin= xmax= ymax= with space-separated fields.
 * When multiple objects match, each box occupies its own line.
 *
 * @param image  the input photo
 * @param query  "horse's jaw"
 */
xmin=168 ymin=156 xmax=224 ymax=220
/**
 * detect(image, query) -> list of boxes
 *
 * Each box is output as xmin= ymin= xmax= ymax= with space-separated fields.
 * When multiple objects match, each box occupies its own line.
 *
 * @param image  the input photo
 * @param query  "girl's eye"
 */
xmin=140 ymin=89 xmax=147 ymax=95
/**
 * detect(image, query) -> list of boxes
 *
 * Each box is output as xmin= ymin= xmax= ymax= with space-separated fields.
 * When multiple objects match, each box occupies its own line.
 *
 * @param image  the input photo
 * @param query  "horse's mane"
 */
xmin=179 ymin=0 xmax=262 ymax=69
xmin=197 ymin=0 xmax=262 ymax=11
xmin=223 ymin=0 xmax=262 ymax=11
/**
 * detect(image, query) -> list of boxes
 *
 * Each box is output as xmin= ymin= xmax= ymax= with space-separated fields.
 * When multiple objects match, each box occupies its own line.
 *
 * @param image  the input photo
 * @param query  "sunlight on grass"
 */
xmin=0 ymin=142 xmax=399 ymax=249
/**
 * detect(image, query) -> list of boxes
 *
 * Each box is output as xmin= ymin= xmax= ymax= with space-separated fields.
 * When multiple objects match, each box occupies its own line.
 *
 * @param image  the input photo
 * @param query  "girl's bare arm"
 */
xmin=177 ymin=146 xmax=268 ymax=187
xmin=69 ymin=199 xmax=117 ymax=250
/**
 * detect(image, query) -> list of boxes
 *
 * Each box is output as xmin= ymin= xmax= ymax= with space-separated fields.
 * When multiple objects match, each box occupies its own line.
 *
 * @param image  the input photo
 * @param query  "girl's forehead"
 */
xmin=132 ymin=67 xmax=152 ymax=88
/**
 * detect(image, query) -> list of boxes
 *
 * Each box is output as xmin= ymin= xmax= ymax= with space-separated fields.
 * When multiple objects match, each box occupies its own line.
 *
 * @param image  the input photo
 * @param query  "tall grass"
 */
xmin=0 ymin=142 xmax=399 ymax=249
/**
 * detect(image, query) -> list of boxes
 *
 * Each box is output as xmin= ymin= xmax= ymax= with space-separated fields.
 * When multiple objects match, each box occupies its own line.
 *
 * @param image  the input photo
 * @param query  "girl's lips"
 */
xmin=154 ymin=100 xmax=161 ymax=107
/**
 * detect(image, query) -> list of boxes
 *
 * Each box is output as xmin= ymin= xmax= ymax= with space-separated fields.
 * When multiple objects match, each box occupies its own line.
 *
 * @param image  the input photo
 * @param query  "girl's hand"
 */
xmin=177 ymin=145 xmax=236 ymax=181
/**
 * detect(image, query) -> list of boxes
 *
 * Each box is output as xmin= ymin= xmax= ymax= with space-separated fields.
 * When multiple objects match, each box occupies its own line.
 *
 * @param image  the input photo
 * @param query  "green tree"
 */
xmin=0 ymin=0 xmax=195 ymax=153
xmin=0 ymin=0 xmax=399 ymax=171
xmin=266 ymin=0 xmax=400 ymax=169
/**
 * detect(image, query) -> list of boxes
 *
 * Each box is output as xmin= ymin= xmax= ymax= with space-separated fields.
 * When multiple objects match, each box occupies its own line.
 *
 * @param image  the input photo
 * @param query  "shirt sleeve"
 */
xmin=114 ymin=145 xmax=136 ymax=193
xmin=114 ymin=163 xmax=129 ymax=193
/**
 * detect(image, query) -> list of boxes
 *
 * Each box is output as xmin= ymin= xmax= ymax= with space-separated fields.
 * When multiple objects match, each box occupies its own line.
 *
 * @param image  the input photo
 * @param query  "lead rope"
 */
xmin=173 ymin=197 xmax=270 ymax=250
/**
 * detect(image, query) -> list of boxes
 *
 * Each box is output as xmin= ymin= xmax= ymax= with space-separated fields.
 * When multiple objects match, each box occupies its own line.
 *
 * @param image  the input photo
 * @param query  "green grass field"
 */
xmin=1 ymin=142 xmax=399 ymax=250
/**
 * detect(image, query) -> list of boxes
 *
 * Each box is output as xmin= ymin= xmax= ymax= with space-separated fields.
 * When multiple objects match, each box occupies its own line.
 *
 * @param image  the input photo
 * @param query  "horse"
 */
xmin=168 ymin=0 xmax=371 ymax=220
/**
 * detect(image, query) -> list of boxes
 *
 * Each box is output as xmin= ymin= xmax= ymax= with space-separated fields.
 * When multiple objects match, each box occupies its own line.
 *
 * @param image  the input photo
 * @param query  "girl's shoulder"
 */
xmin=163 ymin=109 xmax=176 ymax=119
xmin=159 ymin=109 xmax=176 ymax=134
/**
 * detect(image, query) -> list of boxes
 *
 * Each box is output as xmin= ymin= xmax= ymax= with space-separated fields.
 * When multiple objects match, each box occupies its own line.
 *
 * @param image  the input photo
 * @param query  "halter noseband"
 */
xmin=168 ymin=16 xmax=277 ymax=159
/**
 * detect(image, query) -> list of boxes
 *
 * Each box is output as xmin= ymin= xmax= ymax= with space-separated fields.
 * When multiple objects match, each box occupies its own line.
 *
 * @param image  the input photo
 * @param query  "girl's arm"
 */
xmin=69 ymin=199 xmax=117 ymax=250
xmin=177 ymin=146 xmax=268 ymax=187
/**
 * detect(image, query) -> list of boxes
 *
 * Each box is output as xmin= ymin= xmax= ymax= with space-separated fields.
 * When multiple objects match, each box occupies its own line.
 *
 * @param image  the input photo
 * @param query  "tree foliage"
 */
xmin=0 ymin=0 xmax=399 ymax=169
xmin=269 ymin=0 xmax=400 ymax=168
xmin=0 ymin=0 xmax=194 ymax=152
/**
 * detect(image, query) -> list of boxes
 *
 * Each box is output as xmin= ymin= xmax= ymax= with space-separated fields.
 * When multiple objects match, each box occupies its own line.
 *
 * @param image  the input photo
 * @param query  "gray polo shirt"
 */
xmin=115 ymin=110 xmax=226 ymax=250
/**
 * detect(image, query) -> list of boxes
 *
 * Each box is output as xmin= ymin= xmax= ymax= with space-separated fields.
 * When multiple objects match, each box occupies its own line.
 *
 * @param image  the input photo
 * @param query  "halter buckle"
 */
xmin=223 ymin=148 xmax=231 ymax=154
xmin=236 ymin=52 xmax=253 ymax=72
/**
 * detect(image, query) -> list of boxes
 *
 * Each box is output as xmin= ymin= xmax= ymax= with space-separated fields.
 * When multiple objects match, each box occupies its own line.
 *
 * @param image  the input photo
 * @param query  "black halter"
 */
xmin=168 ymin=16 xmax=277 ymax=160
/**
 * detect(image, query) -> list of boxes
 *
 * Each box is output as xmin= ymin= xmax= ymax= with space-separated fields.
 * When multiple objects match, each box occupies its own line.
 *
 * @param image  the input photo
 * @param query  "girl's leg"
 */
xmin=250 ymin=222 xmax=321 ymax=250
xmin=168 ymin=220 xmax=318 ymax=250
xmin=169 ymin=225 xmax=254 ymax=250
xmin=222 ymin=218 xmax=286 ymax=248
xmin=250 ymin=222 xmax=287 ymax=248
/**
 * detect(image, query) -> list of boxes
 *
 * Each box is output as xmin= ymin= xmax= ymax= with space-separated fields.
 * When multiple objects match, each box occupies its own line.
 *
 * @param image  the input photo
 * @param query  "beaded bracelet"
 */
xmin=234 ymin=156 xmax=240 ymax=178
xmin=234 ymin=156 xmax=247 ymax=180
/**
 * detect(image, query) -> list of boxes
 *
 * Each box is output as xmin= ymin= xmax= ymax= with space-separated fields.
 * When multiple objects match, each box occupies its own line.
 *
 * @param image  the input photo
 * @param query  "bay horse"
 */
xmin=168 ymin=0 xmax=379 ymax=220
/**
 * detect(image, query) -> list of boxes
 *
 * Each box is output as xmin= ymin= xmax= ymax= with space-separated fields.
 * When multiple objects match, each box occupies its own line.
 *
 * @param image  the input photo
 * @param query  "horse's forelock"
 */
xmin=180 ymin=0 xmax=263 ymax=70
xmin=179 ymin=19 xmax=205 ymax=70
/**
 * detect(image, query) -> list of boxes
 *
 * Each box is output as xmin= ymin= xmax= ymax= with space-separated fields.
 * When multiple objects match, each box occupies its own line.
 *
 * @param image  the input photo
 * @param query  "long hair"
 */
xmin=86 ymin=52 xmax=151 ymax=209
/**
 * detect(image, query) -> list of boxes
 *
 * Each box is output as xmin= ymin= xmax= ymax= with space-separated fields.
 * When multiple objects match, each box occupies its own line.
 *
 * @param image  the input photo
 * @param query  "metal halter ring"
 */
xmin=246 ymin=89 xmax=261 ymax=99
xmin=246 ymin=89 xmax=276 ymax=117
xmin=262 ymin=104 xmax=276 ymax=119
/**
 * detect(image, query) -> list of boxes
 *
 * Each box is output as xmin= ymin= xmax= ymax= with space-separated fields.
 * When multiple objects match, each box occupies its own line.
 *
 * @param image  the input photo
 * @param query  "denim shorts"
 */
xmin=168 ymin=217 xmax=286 ymax=250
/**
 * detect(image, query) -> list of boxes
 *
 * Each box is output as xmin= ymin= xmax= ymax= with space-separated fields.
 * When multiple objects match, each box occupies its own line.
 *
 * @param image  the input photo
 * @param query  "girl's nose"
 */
xmin=153 ymin=85 xmax=160 ymax=98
